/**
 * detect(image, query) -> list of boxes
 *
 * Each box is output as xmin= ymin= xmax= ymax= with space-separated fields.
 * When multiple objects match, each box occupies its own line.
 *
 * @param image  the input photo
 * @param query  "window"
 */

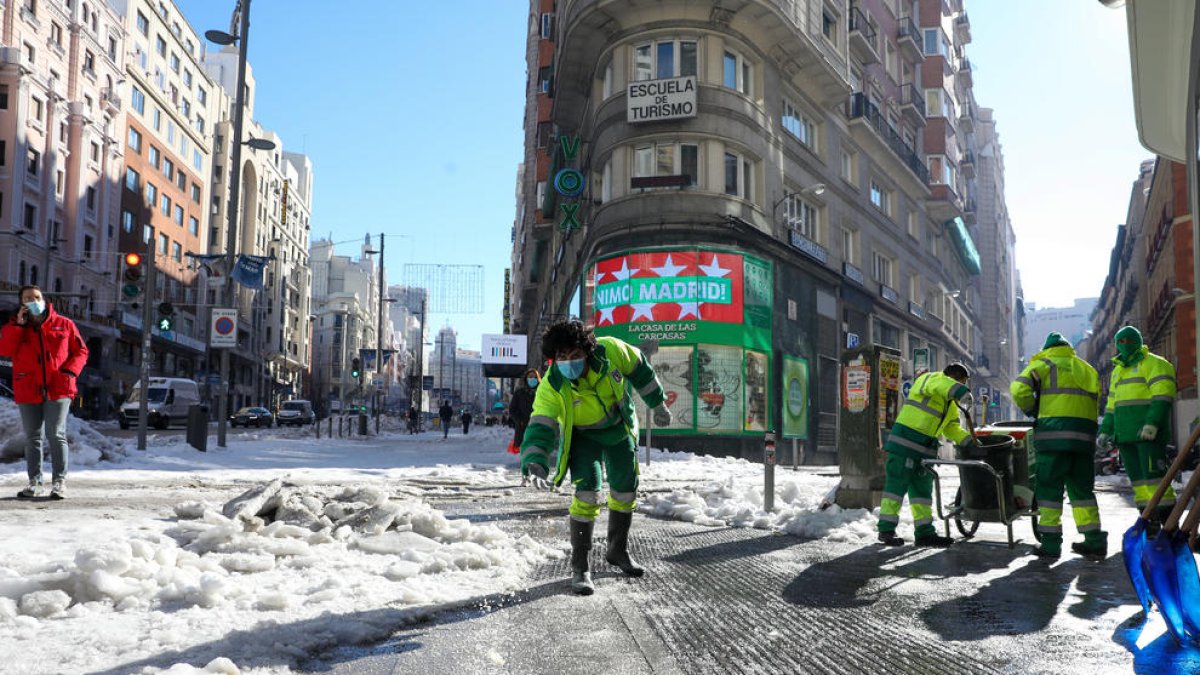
xmin=909 ymin=273 xmax=921 ymax=304
xmin=181 ymin=99 xmax=190 ymax=117
xmin=923 ymin=28 xmax=950 ymax=58
xmin=722 ymin=50 xmax=752 ymax=96
xmin=136 ymin=10 xmax=149 ymax=35
xmin=24 ymin=42 xmax=35 ymax=65
xmin=925 ymin=88 xmax=953 ymax=118
xmin=540 ymin=12 xmax=554 ymax=39
xmin=602 ymin=61 xmax=613 ymax=98
xmin=83 ymin=50 xmax=95 ymax=73
xmin=84 ymin=235 xmax=93 ymax=259
xmin=122 ymin=209 xmax=134 ymax=233
xmin=601 ymin=159 xmax=613 ymax=202
xmin=176 ymin=170 xmax=186 ymax=190
xmin=148 ymin=145 xmax=159 ymax=168
xmin=928 ymin=156 xmax=956 ymax=187
xmin=172 ymin=241 xmax=182 ymax=262
xmin=50 ymin=22 xmax=62 ymax=47
xmin=31 ymin=96 xmax=43 ymax=124
xmin=173 ymin=204 xmax=183 ymax=226
xmin=537 ymin=66 xmax=553 ymax=94
xmin=188 ymin=216 xmax=198 ymax=236
xmin=183 ymin=69 xmax=192 ymax=87
xmin=907 ymin=211 xmax=919 ymax=239
xmin=86 ymin=187 xmax=96 ymax=211
xmin=152 ymin=107 xmax=162 ymax=131
xmin=55 ymin=170 xmax=63 ymax=195
xmin=143 ymin=224 xmax=153 ymax=244
xmin=632 ymin=40 xmax=697 ymax=82
xmin=108 ymin=37 xmax=118 ymax=61
xmin=782 ymin=193 xmax=820 ymax=241
xmin=870 ymin=181 xmax=891 ymax=215
xmin=841 ymin=150 xmax=856 ymax=183
xmin=128 ymin=127 xmax=142 ymax=152
xmin=130 ymin=86 xmax=145 ymax=114
xmin=872 ymin=252 xmax=893 ymax=286
xmin=126 ymin=167 xmax=140 ymax=191
xmin=197 ymin=87 xmax=207 ymax=105
xmin=782 ymin=99 xmax=816 ymax=148
xmin=90 ymin=142 xmax=99 ymax=163
xmin=26 ymin=148 xmax=38 ymax=176
xmin=0 ymin=140 xmax=5 ymax=167
xmin=822 ymin=10 xmax=838 ymax=44
xmin=145 ymin=181 xmax=157 ymax=206
xmin=723 ymin=151 xmax=753 ymax=199
xmin=630 ymin=142 xmax=698 ymax=186
xmin=0 ymin=85 xmax=8 ymax=110
xmin=195 ymin=115 xmax=205 ymax=134
xmin=158 ymin=233 xmax=168 ymax=255
xmin=160 ymin=194 xmax=170 ymax=216
xmin=162 ymin=158 xmax=174 ymax=181
xmin=193 ymin=149 xmax=203 ymax=171
xmin=842 ymin=227 xmax=859 ymax=264
xmin=155 ymin=35 xmax=166 ymax=57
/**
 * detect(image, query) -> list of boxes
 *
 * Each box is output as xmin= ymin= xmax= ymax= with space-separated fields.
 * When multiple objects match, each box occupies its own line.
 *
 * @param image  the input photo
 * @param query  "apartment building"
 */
xmin=510 ymin=0 xmax=998 ymax=459
xmin=0 ymin=0 xmax=128 ymax=416
xmin=309 ymin=236 xmax=382 ymax=416
xmin=429 ymin=326 xmax=485 ymax=412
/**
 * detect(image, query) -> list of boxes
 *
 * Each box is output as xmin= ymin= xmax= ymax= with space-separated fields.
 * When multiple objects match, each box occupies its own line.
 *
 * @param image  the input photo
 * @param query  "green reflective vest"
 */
xmin=1010 ymin=345 xmax=1099 ymax=454
xmin=1099 ymin=346 xmax=1176 ymax=445
xmin=884 ymin=371 xmax=971 ymax=459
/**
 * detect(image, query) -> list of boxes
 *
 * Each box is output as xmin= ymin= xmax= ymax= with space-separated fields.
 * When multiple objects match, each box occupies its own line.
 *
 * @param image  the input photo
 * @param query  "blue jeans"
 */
xmin=19 ymin=398 xmax=71 ymax=483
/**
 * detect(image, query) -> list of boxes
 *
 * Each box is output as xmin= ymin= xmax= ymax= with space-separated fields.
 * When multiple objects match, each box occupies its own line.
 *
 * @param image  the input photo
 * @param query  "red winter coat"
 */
xmin=0 ymin=304 xmax=89 ymax=404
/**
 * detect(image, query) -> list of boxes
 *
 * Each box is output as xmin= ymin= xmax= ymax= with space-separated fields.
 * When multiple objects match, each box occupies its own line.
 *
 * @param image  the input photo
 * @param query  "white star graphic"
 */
xmin=630 ymin=304 xmax=656 ymax=321
xmin=597 ymin=306 xmax=617 ymax=325
xmin=651 ymin=255 xmax=687 ymax=278
xmin=594 ymin=270 xmax=608 ymax=283
xmin=611 ymin=258 xmax=639 ymax=281
xmin=698 ymin=255 xmax=730 ymax=278
xmin=677 ymin=302 xmax=700 ymax=320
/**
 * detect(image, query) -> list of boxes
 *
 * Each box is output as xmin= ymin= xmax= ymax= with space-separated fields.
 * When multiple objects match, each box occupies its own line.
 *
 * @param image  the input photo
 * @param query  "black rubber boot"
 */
xmin=570 ymin=518 xmax=595 ymax=596
xmin=877 ymin=531 xmax=904 ymax=547
xmin=605 ymin=510 xmax=645 ymax=577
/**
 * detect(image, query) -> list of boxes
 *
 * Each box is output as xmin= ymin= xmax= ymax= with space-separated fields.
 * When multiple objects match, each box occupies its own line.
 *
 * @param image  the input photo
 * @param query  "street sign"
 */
xmin=902 ymin=380 xmax=912 ymax=398
xmin=372 ymin=376 xmax=384 ymax=387
xmin=422 ymin=375 xmax=434 ymax=390
xmin=207 ymin=374 xmax=220 ymax=386
xmin=978 ymin=386 xmax=989 ymax=399
xmin=211 ymin=309 xmax=237 ymax=348
xmin=846 ymin=333 xmax=860 ymax=349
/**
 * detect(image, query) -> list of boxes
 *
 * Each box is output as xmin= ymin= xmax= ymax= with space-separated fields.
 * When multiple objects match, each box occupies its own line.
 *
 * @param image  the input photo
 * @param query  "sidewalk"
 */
xmin=304 ymin=480 xmax=1190 ymax=675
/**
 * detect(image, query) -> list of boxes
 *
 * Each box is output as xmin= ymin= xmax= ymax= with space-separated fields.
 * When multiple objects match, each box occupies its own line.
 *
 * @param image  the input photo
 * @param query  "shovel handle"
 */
xmin=1141 ymin=422 xmax=1200 ymax=519
xmin=1163 ymin=463 xmax=1200 ymax=531
xmin=1181 ymin=491 xmax=1200 ymax=535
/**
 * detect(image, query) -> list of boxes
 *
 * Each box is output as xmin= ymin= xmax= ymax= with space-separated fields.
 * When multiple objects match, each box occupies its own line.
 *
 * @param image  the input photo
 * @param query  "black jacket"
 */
xmin=510 ymin=385 xmax=537 ymax=444
xmin=438 ymin=403 xmax=453 ymax=421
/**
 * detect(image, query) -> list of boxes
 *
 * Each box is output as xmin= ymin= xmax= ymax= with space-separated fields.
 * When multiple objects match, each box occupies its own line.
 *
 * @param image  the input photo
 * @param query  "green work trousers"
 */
xmin=1118 ymin=441 xmax=1176 ymax=511
xmin=878 ymin=452 xmax=936 ymax=538
xmin=567 ymin=427 xmax=639 ymax=521
xmin=1035 ymin=452 xmax=1104 ymax=552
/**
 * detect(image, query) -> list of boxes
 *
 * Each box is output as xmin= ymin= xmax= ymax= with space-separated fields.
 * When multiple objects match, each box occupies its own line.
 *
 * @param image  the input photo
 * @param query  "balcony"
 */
xmin=962 ymin=195 xmax=977 ymax=224
xmin=960 ymin=150 xmax=975 ymax=178
xmin=101 ymin=87 xmax=121 ymax=114
xmin=957 ymin=58 xmax=973 ymax=88
xmin=899 ymin=83 xmax=926 ymax=127
xmin=897 ymin=16 xmax=922 ymax=62
xmin=846 ymin=93 xmax=931 ymax=185
xmin=927 ymin=184 xmax=964 ymax=224
xmin=954 ymin=13 xmax=972 ymax=44
xmin=957 ymin=103 xmax=975 ymax=133
xmin=848 ymin=7 xmax=880 ymax=65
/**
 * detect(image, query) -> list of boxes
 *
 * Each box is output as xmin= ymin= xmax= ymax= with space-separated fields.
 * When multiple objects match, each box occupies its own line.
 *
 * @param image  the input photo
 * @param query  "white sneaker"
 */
xmin=50 ymin=479 xmax=65 ymax=500
xmin=17 ymin=481 xmax=43 ymax=499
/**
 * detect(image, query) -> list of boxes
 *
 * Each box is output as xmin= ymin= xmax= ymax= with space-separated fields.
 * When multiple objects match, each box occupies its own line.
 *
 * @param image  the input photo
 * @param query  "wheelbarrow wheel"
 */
xmin=1030 ymin=496 xmax=1042 ymax=543
xmin=952 ymin=488 xmax=980 ymax=538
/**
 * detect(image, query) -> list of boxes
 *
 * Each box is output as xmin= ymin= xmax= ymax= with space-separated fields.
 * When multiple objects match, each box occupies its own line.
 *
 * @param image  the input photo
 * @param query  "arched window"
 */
xmin=54 ymin=277 xmax=63 ymax=292
xmin=18 ymin=261 xmax=26 ymax=284
xmin=30 ymin=265 xmax=38 ymax=286
xmin=87 ymin=289 xmax=95 ymax=314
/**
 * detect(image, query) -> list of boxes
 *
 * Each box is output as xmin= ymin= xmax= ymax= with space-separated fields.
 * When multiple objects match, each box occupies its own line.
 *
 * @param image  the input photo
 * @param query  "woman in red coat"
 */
xmin=0 ymin=286 xmax=88 ymax=499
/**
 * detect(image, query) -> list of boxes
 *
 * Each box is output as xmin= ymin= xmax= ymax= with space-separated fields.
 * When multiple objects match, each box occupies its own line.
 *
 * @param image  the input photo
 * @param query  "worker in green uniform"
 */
xmin=521 ymin=320 xmax=669 ymax=595
xmin=1098 ymin=325 xmax=1177 ymax=521
xmin=877 ymin=363 xmax=976 ymax=547
xmin=1012 ymin=332 xmax=1107 ymax=558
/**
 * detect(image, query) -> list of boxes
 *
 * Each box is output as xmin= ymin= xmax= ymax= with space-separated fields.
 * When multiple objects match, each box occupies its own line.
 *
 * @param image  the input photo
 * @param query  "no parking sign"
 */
xmin=211 ymin=309 xmax=237 ymax=348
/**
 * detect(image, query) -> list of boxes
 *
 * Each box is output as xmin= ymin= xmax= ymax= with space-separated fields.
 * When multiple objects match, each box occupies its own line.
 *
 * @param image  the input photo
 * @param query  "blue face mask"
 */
xmin=556 ymin=359 xmax=586 ymax=380
xmin=24 ymin=300 xmax=45 ymax=316
xmin=526 ymin=378 xmax=539 ymax=388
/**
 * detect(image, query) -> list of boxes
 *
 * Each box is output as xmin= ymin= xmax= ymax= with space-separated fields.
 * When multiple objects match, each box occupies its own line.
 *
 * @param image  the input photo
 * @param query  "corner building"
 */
xmin=513 ymin=0 xmax=985 ymax=460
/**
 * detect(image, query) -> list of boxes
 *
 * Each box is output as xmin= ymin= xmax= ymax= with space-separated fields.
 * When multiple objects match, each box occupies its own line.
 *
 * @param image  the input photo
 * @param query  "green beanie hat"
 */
xmin=1043 ymin=332 xmax=1070 ymax=350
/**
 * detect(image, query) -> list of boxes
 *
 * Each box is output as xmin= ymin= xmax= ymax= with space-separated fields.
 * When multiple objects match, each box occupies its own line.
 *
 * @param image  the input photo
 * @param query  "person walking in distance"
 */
xmin=877 ymin=363 xmax=976 ymax=547
xmin=438 ymin=400 xmax=453 ymax=440
xmin=509 ymin=368 xmax=541 ymax=456
xmin=0 ymin=286 xmax=89 ymax=499
xmin=1098 ymin=326 xmax=1178 ymax=521
xmin=461 ymin=409 xmax=472 ymax=435
xmin=520 ymin=320 xmax=670 ymax=595
xmin=1011 ymin=332 xmax=1107 ymax=558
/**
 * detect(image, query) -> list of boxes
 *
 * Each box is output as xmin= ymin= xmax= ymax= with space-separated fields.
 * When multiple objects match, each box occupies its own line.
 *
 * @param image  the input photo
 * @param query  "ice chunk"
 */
xmin=19 ymin=589 xmax=71 ymax=618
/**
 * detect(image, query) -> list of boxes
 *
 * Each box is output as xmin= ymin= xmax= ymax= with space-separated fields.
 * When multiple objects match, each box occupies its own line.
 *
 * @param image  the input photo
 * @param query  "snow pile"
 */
xmin=0 ymin=396 xmax=128 ymax=464
xmin=641 ymin=456 xmax=875 ymax=541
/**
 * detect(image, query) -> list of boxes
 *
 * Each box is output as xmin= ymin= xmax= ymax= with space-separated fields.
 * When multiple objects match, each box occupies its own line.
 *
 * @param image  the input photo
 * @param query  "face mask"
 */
xmin=556 ymin=359 xmax=585 ymax=380
xmin=24 ymin=300 xmax=45 ymax=316
xmin=526 ymin=378 xmax=539 ymax=388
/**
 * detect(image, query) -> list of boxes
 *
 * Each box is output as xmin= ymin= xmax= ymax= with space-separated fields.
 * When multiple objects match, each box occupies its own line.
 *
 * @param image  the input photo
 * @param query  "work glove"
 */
xmin=652 ymin=404 xmax=672 ymax=427
xmin=1096 ymin=433 xmax=1113 ymax=448
xmin=956 ymin=436 xmax=981 ymax=454
xmin=960 ymin=392 xmax=975 ymax=407
xmin=523 ymin=462 xmax=552 ymax=490
xmin=1139 ymin=425 xmax=1158 ymax=442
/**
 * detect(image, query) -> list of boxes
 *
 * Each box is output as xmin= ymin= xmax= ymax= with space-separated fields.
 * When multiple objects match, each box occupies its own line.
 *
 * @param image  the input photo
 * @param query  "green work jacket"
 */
xmin=1099 ymin=346 xmax=1176 ymax=445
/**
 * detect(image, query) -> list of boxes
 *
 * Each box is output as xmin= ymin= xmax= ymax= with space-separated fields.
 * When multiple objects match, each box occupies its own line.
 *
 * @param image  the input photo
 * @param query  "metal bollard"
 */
xmin=764 ymin=432 xmax=777 ymax=512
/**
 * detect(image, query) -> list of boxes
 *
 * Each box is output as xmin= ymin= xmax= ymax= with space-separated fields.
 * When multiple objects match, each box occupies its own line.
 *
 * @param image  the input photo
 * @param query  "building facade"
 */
xmin=309 ymin=236 xmax=381 ymax=416
xmin=511 ymin=0 xmax=995 ymax=459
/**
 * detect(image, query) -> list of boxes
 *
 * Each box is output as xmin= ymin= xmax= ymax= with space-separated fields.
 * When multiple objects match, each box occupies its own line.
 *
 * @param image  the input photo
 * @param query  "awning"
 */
xmin=945 ymin=217 xmax=981 ymax=276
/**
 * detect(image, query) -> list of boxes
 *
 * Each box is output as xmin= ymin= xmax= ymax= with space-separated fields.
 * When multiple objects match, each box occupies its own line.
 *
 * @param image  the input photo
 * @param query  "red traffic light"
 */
xmin=124 ymin=252 xmax=142 ymax=267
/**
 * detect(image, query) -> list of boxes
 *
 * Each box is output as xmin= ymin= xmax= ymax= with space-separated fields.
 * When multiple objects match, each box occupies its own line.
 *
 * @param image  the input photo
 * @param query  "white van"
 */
xmin=120 ymin=377 xmax=201 ymax=430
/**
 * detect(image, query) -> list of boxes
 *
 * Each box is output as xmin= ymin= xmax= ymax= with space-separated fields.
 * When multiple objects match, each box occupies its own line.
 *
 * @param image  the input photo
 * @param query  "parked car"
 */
xmin=276 ymin=399 xmax=315 ymax=426
xmin=230 ymin=406 xmax=274 ymax=428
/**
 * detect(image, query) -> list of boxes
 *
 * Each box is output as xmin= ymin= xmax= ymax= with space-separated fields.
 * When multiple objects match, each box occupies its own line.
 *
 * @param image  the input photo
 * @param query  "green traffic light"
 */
xmin=158 ymin=317 xmax=172 ymax=331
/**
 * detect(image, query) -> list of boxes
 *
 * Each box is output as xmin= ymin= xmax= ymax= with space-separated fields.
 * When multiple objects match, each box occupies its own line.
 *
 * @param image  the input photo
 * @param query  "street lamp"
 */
xmin=209 ymin=0 xmax=277 ymax=449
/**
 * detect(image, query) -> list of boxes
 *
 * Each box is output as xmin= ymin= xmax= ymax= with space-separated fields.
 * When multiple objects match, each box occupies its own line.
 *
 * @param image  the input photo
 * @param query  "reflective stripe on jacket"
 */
xmin=1010 ymin=345 xmax=1099 ymax=454
xmin=1099 ymin=346 xmax=1176 ymax=445
xmin=884 ymin=371 xmax=970 ymax=458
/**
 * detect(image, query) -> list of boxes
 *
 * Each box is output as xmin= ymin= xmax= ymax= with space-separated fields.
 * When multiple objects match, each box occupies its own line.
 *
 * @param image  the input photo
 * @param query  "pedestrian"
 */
xmin=1011 ymin=332 xmax=1107 ymax=558
xmin=520 ymin=320 xmax=670 ymax=595
xmin=407 ymin=405 xmax=419 ymax=434
xmin=461 ymin=409 xmax=472 ymax=435
xmin=438 ymin=400 xmax=453 ymax=440
xmin=508 ymin=368 xmax=541 ymax=455
xmin=1098 ymin=325 xmax=1177 ymax=521
xmin=877 ymin=363 xmax=976 ymax=548
xmin=0 ymin=286 xmax=89 ymax=500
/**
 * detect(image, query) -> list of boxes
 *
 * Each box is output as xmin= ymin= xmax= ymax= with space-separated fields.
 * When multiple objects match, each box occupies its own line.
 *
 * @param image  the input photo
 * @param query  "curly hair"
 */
xmin=540 ymin=320 xmax=597 ymax=360
xmin=943 ymin=362 xmax=970 ymax=382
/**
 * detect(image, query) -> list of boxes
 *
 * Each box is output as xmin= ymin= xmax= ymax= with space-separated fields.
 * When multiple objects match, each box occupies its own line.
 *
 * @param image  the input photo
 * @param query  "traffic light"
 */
xmin=122 ymin=252 xmax=144 ymax=309
xmin=351 ymin=357 xmax=361 ymax=380
xmin=157 ymin=302 xmax=174 ymax=332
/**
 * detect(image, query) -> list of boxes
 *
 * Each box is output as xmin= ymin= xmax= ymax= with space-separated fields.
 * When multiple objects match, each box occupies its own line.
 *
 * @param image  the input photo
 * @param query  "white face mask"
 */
xmin=24 ymin=300 xmax=45 ymax=316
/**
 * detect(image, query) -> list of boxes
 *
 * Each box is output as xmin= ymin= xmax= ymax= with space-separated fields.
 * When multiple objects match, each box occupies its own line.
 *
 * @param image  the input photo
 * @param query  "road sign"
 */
xmin=978 ymin=386 xmax=990 ymax=399
xmin=846 ymin=333 xmax=860 ymax=349
xmin=211 ymin=309 xmax=237 ymax=348
xmin=372 ymin=376 xmax=384 ymax=387
xmin=902 ymin=380 xmax=912 ymax=398
xmin=207 ymin=374 xmax=221 ymax=386
xmin=422 ymin=375 xmax=434 ymax=390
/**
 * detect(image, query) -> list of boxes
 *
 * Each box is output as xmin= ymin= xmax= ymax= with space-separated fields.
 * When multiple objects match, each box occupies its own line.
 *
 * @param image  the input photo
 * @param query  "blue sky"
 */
xmin=176 ymin=0 xmax=1145 ymax=348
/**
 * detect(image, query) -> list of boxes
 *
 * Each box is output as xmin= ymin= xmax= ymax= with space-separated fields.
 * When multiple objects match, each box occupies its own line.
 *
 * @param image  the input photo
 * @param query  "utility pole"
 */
xmin=375 ymin=232 xmax=384 ymax=429
xmin=136 ymin=239 xmax=156 ymax=451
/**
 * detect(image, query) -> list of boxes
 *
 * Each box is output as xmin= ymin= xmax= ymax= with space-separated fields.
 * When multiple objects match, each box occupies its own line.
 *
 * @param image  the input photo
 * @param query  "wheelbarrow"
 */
xmin=922 ymin=433 xmax=1041 ymax=549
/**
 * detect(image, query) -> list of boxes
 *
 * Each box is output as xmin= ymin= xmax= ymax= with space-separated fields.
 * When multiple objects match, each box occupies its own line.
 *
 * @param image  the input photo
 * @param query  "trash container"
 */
xmin=187 ymin=404 xmax=209 ymax=452
xmin=957 ymin=434 xmax=1014 ymax=522
xmin=358 ymin=412 xmax=368 ymax=436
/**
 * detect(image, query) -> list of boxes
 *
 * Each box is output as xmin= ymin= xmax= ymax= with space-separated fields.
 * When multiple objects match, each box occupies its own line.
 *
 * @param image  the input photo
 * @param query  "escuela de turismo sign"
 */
xmin=627 ymin=76 xmax=697 ymax=123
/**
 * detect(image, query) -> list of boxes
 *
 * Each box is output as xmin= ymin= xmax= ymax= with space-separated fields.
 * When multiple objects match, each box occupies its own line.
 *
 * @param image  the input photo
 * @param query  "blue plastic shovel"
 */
xmin=1123 ymin=425 xmax=1200 ymax=615
xmin=1141 ymin=469 xmax=1200 ymax=643
xmin=1168 ymin=501 xmax=1200 ymax=638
